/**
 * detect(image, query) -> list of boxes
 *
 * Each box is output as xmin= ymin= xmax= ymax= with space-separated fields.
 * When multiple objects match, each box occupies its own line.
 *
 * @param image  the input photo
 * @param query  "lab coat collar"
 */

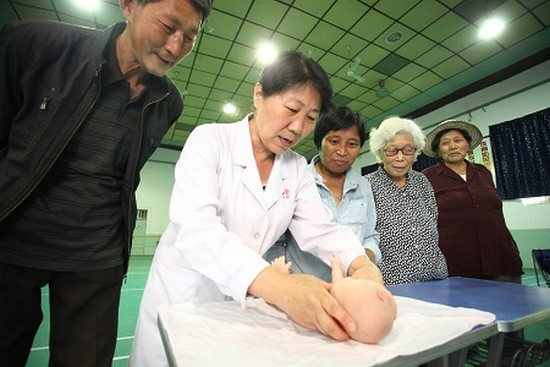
xmin=235 ymin=114 xmax=292 ymax=210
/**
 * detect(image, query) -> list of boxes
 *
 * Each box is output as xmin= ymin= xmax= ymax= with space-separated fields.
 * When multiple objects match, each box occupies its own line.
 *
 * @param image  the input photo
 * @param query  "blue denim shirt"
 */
xmin=308 ymin=156 xmax=381 ymax=263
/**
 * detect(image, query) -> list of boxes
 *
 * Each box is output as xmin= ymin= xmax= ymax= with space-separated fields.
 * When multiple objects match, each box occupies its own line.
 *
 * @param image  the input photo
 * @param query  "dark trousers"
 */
xmin=0 ymin=262 xmax=124 ymax=367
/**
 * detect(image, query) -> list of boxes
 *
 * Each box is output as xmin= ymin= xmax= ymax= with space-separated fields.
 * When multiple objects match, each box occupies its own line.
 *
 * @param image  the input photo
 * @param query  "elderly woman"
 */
xmin=365 ymin=117 xmax=448 ymax=285
xmin=422 ymin=120 xmax=522 ymax=283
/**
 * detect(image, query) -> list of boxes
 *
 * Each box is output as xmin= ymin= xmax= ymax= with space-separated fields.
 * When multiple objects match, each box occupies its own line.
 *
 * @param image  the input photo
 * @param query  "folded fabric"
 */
xmin=158 ymin=296 xmax=496 ymax=367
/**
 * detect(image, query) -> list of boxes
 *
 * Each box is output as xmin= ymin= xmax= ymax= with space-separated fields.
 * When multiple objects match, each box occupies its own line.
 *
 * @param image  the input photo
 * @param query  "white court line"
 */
xmin=30 ymin=346 xmax=49 ymax=351
xmin=41 ymin=287 xmax=144 ymax=296
xmin=31 ymin=335 xmax=134 ymax=352
xmin=121 ymin=288 xmax=145 ymax=292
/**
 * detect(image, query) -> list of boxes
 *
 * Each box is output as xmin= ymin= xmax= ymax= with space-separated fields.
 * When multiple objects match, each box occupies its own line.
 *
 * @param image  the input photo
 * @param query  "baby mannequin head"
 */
xmin=329 ymin=255 xmax=396 ymax=343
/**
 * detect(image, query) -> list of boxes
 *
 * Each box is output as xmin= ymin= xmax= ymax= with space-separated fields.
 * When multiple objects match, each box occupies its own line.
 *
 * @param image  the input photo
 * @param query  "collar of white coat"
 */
xmin=234 ymin=114 xmax=296 ymax=209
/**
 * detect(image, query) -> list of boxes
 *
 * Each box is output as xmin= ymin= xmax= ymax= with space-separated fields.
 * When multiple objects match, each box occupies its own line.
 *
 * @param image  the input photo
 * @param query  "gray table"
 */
xmin=388 ymin=277 xmax=550 ymax=365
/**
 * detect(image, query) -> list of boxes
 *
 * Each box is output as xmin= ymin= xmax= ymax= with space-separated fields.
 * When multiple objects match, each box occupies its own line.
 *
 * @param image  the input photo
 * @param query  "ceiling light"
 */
xmin=256 ymin=41 xmax=278 ymax=65
xmin=223 ymin=103 xmax=237 ymax=115
xmin=385 ymin=31 xmax=403 ymax=44
xmin=478 ymin=17 xmax=505 ymax=39
xmin=72 ymin=0 xmax=100 ymax=10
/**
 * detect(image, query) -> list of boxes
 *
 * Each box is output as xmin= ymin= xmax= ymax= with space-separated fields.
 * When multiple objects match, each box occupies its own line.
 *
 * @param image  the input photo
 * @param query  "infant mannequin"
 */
xmin=270 ymin=255 xmax=397 ymax=344
xmin=329 ymin=255 xmax=396 ymax=343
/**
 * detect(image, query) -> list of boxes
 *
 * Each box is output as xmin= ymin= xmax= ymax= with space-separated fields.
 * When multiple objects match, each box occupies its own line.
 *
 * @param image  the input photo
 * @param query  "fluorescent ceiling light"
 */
xmin=72 ymin=0 xmax=100 ymax=10
xmin=478 ymin=17 xmax=505 ymax=39
xmin=223 ymin=103 xmax=237 ymax=115
xmin=256 ymin=41 xmax=278 ymax=65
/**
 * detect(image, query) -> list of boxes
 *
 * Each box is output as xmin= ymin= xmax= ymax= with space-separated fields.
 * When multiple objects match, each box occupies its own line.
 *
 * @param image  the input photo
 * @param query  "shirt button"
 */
xmin=254 ymin=233 xmax=260 ymax=240
xmin=149 ymin=138 xmax=155 ymax=145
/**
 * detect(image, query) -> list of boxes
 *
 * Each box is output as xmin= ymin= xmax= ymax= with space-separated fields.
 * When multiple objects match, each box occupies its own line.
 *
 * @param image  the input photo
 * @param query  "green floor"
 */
xmin=25 ymin=257 xmax=550 ymax=366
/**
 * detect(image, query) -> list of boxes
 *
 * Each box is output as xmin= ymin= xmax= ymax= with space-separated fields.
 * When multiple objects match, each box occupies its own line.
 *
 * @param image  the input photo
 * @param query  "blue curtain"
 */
xmin=489 ymin=107 xmax=550 ymax=200
xmin=413 ymin=153 xmax=441 ymax=172
xmin=361 ymin=163 xmax=379 ymax=176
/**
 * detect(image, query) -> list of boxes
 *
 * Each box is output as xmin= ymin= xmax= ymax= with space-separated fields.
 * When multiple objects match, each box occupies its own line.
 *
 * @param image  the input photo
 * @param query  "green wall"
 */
xmin=511 ymin=229 xmax=550 ymax=270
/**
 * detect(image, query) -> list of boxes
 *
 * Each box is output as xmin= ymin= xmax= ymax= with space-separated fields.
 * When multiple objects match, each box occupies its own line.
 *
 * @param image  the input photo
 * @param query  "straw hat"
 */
xmin=423 ymin=120 xmax=482 ymax=157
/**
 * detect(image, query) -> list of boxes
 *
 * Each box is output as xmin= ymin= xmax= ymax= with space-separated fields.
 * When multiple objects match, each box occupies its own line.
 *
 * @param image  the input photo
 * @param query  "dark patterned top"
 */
xmin=365 ymin=166 xmax=448 ymax=285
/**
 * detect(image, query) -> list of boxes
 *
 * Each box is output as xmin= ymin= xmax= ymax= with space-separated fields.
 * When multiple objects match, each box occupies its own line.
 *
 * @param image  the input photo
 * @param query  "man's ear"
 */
xmin=119 ymin=0 xmax=136 ymax=20
xmin=252 ymin=83 xmax=263 ymax=110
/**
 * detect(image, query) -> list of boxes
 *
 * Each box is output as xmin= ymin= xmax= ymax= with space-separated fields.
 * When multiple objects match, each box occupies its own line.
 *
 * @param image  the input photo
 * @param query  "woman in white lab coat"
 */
xmin=129 ymin=50 xmax=383 ymax=367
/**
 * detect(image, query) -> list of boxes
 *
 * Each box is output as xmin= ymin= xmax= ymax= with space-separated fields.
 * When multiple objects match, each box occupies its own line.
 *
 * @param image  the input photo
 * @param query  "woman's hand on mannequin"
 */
xmin=248 ymin=266 xmax=356 ymax=341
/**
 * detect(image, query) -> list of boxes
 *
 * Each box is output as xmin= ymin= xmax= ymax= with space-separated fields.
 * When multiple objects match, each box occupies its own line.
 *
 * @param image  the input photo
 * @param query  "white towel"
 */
xmin=158 ymin=296 xmax=496 ymax=367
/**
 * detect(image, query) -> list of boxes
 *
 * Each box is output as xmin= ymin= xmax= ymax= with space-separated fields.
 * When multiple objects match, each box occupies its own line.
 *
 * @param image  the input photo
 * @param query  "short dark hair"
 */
xmin=136 ymin=0 xmax=213 ymax=25
xmin=258 ymin=50 xmax=333 ymax=116
xmin=313 ymin=105 xmax=366 ymax=150
xmin=431 ymin=128 xmax=472 ymax=154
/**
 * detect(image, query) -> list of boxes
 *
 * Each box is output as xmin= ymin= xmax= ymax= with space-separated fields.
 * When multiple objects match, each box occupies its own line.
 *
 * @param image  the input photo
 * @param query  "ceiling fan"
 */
xmin=345 ymin=46 xmax=366 ymax=83
xmin=376 ymin=79 xmax=390 ymax=98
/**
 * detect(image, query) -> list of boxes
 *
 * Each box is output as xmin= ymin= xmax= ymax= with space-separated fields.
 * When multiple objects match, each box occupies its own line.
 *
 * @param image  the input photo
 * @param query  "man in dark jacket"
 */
xmin=0 ymin=0 xmax=212 ymax=366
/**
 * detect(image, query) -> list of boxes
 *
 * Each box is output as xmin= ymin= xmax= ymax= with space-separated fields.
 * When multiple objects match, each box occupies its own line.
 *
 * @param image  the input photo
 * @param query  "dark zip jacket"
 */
xmin=0 ymin=20 xmax=183 ymax=273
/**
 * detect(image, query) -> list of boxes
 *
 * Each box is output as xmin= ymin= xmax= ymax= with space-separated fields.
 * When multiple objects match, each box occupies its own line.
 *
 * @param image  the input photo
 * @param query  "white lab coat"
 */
xmin=129 ymin=116 xmax=365 ymax=367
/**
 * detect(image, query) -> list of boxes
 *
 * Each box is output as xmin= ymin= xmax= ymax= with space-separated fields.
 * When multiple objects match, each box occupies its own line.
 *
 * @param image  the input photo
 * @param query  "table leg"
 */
xmin=424 ymin=347 xmax=468 ymax=367
xmin=487 ymin=333 xmax=505 ymax=366
xmin=448 ymin=347 xmax=468 ymax=366
xmin=426 ymin=356 xmax=449 ymax=367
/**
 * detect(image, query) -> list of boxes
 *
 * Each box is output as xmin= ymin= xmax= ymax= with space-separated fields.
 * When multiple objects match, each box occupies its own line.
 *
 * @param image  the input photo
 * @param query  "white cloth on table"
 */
xmin=158 ymin=296 xmax=496 ymax=367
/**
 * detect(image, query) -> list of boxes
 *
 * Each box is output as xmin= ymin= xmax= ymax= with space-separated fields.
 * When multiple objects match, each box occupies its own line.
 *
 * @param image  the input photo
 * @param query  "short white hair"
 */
xmin=369 ymin=116 xmax=426 ymax=162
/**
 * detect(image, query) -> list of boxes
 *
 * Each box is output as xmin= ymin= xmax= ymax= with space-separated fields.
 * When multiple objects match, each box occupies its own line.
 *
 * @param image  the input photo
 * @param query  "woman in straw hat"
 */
xmin=422 ymin=120 xmax=522 ymax=283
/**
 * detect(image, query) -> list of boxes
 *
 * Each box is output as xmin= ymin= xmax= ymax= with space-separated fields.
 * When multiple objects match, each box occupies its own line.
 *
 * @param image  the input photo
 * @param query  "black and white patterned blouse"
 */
xmin=365 ymin=166 xmax=448 ymax=285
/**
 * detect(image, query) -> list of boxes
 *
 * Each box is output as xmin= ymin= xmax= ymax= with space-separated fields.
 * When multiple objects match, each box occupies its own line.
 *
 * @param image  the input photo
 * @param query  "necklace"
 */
xmin=315 ymin=163 xmax=345 ymax=202
xmin=395 ymin=177 xmax=407 ymax=189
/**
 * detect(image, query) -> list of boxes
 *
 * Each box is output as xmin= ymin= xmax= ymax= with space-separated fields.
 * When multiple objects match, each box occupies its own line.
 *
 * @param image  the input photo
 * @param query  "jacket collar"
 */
xmin=433 ymin=161 xmax=479 ymax=181
xmin=92 ymin=22 xmax=173 ymax=97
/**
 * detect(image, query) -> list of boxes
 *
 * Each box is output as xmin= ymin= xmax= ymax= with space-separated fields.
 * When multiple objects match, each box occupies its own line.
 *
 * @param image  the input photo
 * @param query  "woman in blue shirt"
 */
xmin=265 ymin=106 xmax=380 ymax=281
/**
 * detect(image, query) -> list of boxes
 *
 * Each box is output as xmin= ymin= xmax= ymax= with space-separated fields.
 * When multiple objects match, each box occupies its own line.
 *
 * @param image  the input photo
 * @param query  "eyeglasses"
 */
xmin=383 ymin=146 xmax=416 ymax=157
